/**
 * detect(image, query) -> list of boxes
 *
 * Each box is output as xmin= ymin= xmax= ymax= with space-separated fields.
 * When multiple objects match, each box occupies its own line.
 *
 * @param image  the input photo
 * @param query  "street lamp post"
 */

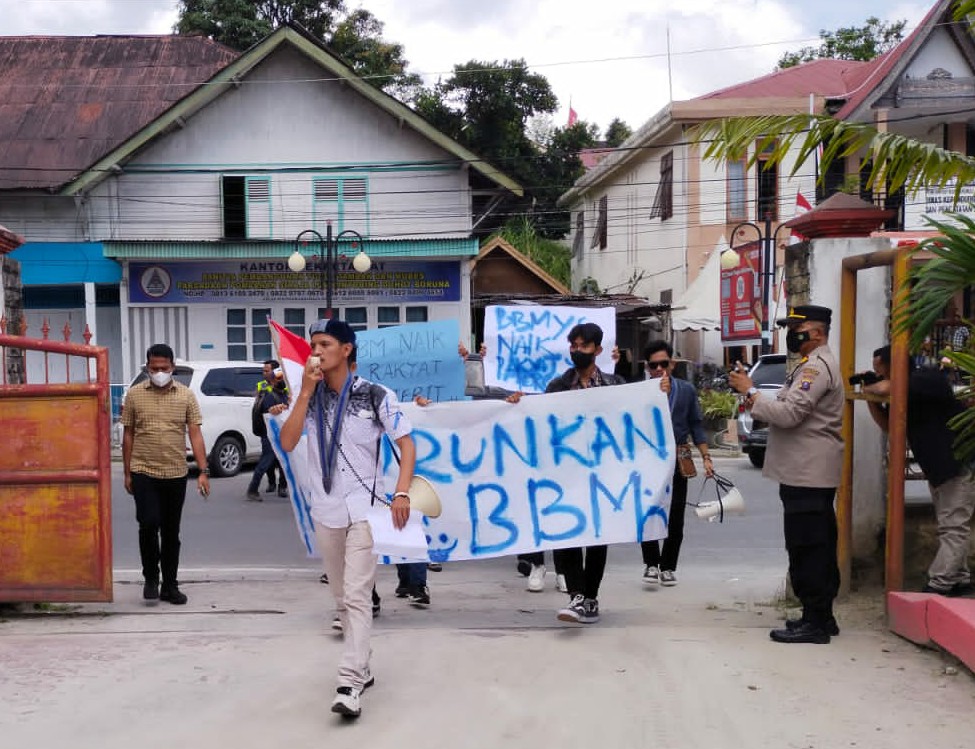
xmin=722 ymin=215 xmax=792 ymax=356
xmin=288 ymin=222 xmax=371 ymax=319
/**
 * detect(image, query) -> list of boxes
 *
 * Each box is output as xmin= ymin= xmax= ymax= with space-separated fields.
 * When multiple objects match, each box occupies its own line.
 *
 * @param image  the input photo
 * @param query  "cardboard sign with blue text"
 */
xmin=356 ymin=319 xmax=466 ymax=403
xmin=483 ymin=305 xmax=617 ymax=393
xmin=379 ymin=380 xmax=674 ymax=562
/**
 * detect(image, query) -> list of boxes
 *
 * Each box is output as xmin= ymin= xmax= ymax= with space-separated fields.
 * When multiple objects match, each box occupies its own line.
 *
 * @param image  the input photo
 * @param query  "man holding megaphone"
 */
xmin=280 ymin=318 xmax=416 ymax=720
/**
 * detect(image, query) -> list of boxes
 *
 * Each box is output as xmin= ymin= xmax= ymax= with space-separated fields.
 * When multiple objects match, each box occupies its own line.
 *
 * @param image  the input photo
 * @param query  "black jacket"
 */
xmin=545 ymin=367 xmax=626 ymax=393
xmin=252 ymin=386 xmax=289 ymax=437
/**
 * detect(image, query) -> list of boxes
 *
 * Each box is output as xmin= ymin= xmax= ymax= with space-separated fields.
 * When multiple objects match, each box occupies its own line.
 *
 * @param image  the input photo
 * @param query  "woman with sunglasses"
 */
xmin=640 ymin=341 xmax=713 ymax=586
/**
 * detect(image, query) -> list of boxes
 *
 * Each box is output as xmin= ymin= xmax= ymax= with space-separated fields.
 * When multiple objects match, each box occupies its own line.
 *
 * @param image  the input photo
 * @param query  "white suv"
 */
xmin=126 ymin=360 xmax=265 ymax=477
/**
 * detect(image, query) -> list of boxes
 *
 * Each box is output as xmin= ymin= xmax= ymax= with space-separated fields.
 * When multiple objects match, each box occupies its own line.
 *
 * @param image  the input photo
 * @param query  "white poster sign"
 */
xmin=376 ymin=380 xmax=674 ymax=562
xmin=483 ymin=305 xmax=617 ymax=393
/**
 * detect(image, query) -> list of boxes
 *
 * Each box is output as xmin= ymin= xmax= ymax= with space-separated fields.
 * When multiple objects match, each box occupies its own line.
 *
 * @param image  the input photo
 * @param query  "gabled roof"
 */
xmin=0 ymin=27 xmax=522 ymax=198
xmin=472 ymin=236 xmax=571 ymax=295
xmin=0 ymin=35 xmax=238 ymax=190
xmin=834 ymin=0 xmax=971 ymax=120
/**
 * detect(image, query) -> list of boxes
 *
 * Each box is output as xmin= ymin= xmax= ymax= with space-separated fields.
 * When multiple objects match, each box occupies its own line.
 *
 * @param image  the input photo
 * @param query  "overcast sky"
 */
xmin=6 ymin=0 xmax=933 ymax=131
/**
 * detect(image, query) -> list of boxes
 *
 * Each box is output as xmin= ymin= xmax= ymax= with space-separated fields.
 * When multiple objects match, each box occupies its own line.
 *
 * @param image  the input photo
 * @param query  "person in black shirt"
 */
xmin=863 ymin=345 xmax=974 ymax=596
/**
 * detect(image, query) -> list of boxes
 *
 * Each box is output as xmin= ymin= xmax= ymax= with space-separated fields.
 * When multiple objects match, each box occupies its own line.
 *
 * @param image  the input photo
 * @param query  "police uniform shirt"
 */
xmin=750 ymin=344 xmax=844 ymax=488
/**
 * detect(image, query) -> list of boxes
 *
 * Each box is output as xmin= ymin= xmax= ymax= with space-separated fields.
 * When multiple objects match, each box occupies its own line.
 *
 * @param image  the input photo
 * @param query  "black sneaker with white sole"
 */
xmin=557 ymin=594 xmax=587 ymax=623
xmin=409 ymin=586 xmax=431 ymax=606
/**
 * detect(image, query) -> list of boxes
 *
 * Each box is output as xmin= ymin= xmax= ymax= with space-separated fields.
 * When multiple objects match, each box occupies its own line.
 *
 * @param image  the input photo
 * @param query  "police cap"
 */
xmin=776 ymin=304 xmax=832 ymax=327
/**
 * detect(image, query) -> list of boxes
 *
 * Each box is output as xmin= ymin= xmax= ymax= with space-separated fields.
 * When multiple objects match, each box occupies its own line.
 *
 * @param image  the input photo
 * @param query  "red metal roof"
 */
xmin=0 ymin=35 xmax=239 ymax=191
xmin=0 ymin=223 xmax=24 ymax=254
xmin=697 ymin=58 xmax=878 ymax=101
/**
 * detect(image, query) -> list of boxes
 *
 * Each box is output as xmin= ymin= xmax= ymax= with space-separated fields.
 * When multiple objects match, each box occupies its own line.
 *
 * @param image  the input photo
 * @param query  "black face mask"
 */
xmin=570 ymin=350 xmax=596 ymax=370
xmin=786 ymin=330 xmax=811 ymax=353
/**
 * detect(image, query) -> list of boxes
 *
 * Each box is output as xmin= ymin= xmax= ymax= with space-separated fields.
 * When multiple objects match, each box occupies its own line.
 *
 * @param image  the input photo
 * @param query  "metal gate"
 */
xmin=0 ymin=319 xmax=113 ymax=602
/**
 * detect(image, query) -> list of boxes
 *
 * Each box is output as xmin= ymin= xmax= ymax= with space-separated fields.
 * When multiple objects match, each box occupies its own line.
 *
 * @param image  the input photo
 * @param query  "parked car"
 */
xmin=736 ymin=354 xmax=787 ymax=468
xmin=127 ymin=360 xmax=265 ymax=477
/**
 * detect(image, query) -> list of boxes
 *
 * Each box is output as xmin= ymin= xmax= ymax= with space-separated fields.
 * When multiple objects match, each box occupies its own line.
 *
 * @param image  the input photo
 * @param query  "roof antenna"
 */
xmin=667 ymin=23 xmax=674 ymax=103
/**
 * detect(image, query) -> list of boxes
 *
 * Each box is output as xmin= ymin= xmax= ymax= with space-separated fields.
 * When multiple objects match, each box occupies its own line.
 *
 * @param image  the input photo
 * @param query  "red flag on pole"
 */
xmin=790 ymin=191 xmax=812 ymax=242
xmin=269 ymin=319 xmax=311 ymax=394
xmin=567 ymin=106 xmax=578 ymax=126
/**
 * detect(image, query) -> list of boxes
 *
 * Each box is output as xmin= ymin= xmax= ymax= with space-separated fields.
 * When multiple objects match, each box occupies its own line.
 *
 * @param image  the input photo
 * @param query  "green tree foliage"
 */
xmin=777 ymin=16 xmax=907 ymax=69
xmin=493 ymin=216 xmax=572 ymax=288
xmin=604 ymin=117 xmax=632 ymax=147
xmin=175 ymin=0 xmax=418 ymax=94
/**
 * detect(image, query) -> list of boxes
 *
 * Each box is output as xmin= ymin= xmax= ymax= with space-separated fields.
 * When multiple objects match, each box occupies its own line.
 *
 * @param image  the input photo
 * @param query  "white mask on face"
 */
xmin=149 ymin=371 xmax=173 ymax=388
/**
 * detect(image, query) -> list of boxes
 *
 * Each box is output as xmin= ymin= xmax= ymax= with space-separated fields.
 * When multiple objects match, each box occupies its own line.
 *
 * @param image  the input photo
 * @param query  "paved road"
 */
xmin=110 ymin=456 xmax=786 ymax=576
xmin=5 ymin=457 xmax=974 ymax=749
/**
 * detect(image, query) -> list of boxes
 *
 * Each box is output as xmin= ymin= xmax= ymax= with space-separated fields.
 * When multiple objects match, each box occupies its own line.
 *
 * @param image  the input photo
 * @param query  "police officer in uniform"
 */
xmin=729 ymin=305 xmax=844 ymax=644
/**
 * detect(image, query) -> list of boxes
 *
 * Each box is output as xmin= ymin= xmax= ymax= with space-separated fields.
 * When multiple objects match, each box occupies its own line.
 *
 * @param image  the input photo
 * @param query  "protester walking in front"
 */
xmin=247 ymin=359 xmax=290 ymax=501
xmin=730 ymin=306 xmax=843 ymax=644
xmin=122 ymin=343 xmax=210 ymax=606
xmin=640 ymin=341 xmax=713 ymax=587
xmin=280 ymin=319 xmax=416 ymax=720
xmin=863 ymin=345 xmax=975 ymax=597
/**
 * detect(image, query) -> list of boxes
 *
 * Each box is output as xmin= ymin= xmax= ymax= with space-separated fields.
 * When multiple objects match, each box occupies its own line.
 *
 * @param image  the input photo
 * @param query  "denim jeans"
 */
xmin=248 ymin=436 xmax=277 ymax=492
xmin=396 ymin=561 xmax=427 ymax=590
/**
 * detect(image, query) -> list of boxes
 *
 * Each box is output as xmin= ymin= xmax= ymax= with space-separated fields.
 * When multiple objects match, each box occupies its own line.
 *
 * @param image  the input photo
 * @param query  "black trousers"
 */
xmin=641 ymin=468 xmax=688 ymax=571
xmin=517 ymin=551 xmax=564 ymax=574
xmin=780 ymin=484 xmax=840 ymax=626
xmin=553 ymin=545 xmax=607 ymax=599
xmin=132 ymin=473 xmax=187 ymax=587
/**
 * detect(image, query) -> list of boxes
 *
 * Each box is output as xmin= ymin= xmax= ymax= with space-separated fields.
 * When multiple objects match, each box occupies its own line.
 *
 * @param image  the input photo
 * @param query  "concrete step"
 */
xmin=888 ymin=592 xmax=975 ymax=672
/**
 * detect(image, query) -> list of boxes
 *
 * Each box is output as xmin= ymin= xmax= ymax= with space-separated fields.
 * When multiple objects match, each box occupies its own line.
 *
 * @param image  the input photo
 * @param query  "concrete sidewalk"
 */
xmin=1 ymin=558 xmax=973 ymax=749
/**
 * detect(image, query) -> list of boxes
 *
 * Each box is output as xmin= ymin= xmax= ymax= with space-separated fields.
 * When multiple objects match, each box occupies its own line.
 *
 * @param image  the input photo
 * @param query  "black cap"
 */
xmin=776 ymin=304 xmax=832 ymax=327
xmin=308 ymin=318 xmax=356 ymax=345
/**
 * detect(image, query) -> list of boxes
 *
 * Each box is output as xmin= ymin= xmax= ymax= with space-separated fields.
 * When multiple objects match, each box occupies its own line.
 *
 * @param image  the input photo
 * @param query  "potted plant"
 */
xmin=698 ymin=389 xmax=739 ymax=448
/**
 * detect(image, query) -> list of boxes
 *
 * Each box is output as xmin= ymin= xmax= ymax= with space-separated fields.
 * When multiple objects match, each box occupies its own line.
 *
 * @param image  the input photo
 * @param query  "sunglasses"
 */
xmin=646 ymin=360 xmax=671 ymax=370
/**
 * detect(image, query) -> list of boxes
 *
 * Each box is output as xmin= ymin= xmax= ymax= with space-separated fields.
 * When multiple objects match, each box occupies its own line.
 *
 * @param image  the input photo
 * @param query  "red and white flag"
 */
xmin=269 ymin=319 xmax=311 ymax=395
xmin=567 ymin=106 xmax=578 ymax=127
xmin=789 ymin=191 xmax=812 ymax=243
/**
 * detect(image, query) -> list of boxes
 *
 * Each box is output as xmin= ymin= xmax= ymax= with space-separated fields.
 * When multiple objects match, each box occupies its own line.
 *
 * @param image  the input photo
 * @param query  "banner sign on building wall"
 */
xmin=128 ymin=260 xmax=461 ymax=304
xmin=904 ymin=180 xmax=975 ymax=230
xmin=356 ymin=319 xmax=466 ymax=402
xmin=483 ymin=304 xmax=617 ymax=393
xmin=269 ymin=380 xmax=675 ymax=560
xmin=720 ymin=243 xmax=762 ymax=344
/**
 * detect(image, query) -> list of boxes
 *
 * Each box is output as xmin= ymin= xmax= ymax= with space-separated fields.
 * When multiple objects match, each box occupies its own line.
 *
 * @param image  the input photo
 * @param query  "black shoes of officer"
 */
xmin=770 ymin=621 xmax=831 ymax=644
xmin=160 ymin=584 xmax=188 ymax=605
xmin=143 ymin=579 xmax=159 ymax=602
xmin=785 ymin=616 xmax=840 ymax=636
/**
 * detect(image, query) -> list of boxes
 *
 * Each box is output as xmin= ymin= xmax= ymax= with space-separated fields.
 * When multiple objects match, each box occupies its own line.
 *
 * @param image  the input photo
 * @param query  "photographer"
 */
xmin=861 ymin=346 xmax=975 ymax=597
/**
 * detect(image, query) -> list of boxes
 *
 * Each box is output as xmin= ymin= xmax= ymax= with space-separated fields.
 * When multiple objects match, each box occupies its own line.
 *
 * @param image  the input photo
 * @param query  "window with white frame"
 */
xmin=727 ymin=158 xmax=747 ymax=222
xmin=226 ymin=307 xmax=272 ymax=361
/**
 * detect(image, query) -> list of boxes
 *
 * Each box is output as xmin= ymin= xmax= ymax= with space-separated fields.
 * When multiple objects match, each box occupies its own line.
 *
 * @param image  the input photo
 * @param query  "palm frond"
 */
xmin=692 ymin=115 xmax=975 ymax=199
xmin=955 ymin=0 xmax=975 ymax=21
xmin=896 ymin=215 xmax=975 ymax=347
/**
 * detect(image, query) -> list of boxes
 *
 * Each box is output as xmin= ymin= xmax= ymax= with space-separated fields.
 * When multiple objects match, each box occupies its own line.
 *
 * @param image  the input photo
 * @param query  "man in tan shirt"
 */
xmin=730 ymin=305 xmax=844 ymax=644
xmin=122 ymin=343 xmax=209 ymax=605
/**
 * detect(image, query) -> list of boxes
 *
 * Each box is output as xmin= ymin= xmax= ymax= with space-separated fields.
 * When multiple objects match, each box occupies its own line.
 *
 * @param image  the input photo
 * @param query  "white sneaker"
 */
xmin=556 ymin=573 xmax=568 ymax=593
xmin=527 ymin=564 xmax=546 ymax=592
xmin=660 ymin=569 xmax=678 ymax=587
xmin=331 ymin=687 xmax=361 ymax=717
xmin=643 ymin=565 xmax=661 ymax=584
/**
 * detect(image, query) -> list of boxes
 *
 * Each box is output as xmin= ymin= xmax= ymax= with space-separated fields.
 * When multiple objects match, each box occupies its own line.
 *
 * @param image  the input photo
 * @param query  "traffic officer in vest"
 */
xmin=729 ymin=305 xmax=844 ymax=644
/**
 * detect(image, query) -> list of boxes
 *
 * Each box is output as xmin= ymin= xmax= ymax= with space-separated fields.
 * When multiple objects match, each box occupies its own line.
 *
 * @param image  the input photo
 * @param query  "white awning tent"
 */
xmin=671 ymin=238 xmax=724 ymax=332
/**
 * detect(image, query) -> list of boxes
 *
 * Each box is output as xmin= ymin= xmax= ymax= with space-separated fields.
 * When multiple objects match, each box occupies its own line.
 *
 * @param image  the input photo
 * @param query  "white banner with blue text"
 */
xmin=483 ymin=304 xmax=617 ymax=393
xmin=380 ymin=379 xmax=674 ymax=562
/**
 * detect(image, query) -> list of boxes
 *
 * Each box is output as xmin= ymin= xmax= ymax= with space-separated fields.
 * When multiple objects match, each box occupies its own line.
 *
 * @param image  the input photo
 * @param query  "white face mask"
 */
xmin=149 ymin=370 xmax=173 ymax=388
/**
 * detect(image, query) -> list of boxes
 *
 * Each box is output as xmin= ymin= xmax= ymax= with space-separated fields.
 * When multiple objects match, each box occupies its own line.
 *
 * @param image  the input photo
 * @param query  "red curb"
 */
xmin=927 ymin=597 xmax=975 ymax=673
xmin=887 ymin=592 xmax=932 ymax=645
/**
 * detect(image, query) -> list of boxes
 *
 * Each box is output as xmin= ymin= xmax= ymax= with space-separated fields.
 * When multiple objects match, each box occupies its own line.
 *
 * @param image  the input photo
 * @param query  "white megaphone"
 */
xmin=406 ymin=476 xmax=442 ymax=519
xmin=694 ymin=486 xmax=745 ymax=522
